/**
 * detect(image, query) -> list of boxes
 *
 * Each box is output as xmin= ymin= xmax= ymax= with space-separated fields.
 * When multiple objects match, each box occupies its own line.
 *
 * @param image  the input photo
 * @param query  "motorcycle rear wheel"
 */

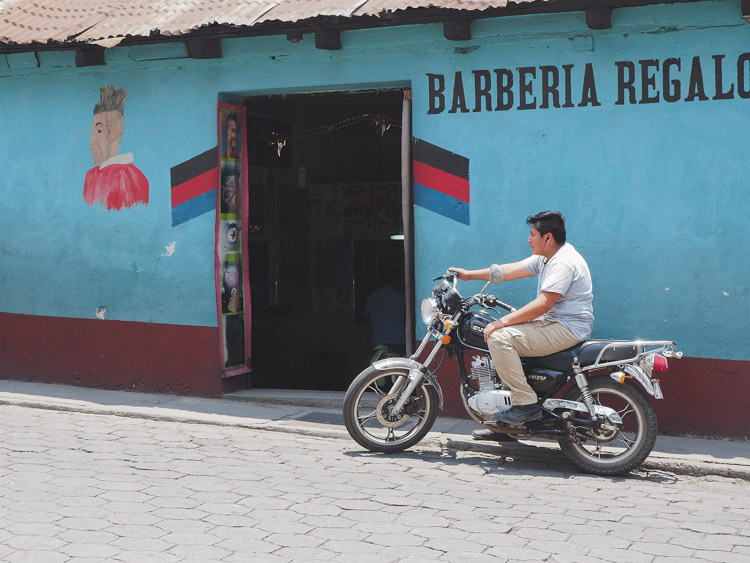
xmin=558 ymin=379 xmax=657 ymax=476
xmin=343 ymin=366 xmax=439 ymax=453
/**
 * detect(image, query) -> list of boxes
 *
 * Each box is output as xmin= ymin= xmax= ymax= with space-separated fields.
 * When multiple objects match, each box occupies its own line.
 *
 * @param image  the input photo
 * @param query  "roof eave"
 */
xmin=0 ymin=0 xmax=716 ymax=56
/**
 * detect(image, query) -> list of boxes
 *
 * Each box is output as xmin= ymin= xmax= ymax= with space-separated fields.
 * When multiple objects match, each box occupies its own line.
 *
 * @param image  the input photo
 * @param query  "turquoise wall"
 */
xmin=0 ymin=1 xmax=747 ymax=359
xmin=412 ymin=1 xmax=750 ymax=361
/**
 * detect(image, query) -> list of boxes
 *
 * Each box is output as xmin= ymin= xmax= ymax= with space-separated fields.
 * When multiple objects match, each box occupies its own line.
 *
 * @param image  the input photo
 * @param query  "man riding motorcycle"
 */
xmin=450 ymin=211 xmax=594 ymax=431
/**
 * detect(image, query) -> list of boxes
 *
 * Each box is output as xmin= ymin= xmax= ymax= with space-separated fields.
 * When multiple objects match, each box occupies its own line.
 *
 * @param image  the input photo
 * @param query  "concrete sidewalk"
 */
xmin=0 ymin=379 xmax=747 ymax=480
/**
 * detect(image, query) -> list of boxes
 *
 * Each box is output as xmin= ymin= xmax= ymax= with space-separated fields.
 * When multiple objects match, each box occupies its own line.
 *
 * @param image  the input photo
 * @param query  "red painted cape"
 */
xmin=84 ymin=161 xmax=149 ymax=211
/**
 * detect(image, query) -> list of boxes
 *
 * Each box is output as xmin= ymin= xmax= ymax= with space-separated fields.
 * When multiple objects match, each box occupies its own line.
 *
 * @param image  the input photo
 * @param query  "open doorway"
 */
xmin=244 ymin=89 xmax=408 ymax=391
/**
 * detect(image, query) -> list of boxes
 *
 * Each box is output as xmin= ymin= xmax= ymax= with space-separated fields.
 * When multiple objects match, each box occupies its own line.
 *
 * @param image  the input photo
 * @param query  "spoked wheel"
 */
xmin=343 ymin=366 xmax=439 ymax=453
xmin=558 ymin=379 xmax=658 ymax=476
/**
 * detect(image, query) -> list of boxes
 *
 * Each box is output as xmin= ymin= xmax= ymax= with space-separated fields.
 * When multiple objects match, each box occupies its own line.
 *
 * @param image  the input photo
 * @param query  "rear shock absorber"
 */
xmin=575 ymin=373 xmax=598 ymax=420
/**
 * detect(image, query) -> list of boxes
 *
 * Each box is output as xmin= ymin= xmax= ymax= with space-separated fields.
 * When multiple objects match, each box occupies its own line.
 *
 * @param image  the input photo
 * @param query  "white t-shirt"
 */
xmin=522 ymin=243 xmax=594 ymax=341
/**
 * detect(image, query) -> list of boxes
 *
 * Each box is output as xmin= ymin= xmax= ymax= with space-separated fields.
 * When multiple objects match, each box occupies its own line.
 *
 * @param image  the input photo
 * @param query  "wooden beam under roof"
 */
xmin=186 ymin=38 xmax=222 ymax=59
xmin=75 ymin=45 xmax=106 ymax=67
xmin=444 ymin=19 xmax=472 ymax=41
xmin=315 ymin=28 xmax=341 ymax=50
xmin=586 ymin=6 xmax=612 ymax=29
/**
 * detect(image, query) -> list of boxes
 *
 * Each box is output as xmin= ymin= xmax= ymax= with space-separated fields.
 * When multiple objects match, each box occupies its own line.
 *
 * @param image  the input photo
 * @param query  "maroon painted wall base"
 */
xmin=0 ymin=313 xmax=223 ymax=397
xmin=429 ymin=347 xmax=749 ymax=440
xmin=655 ymin=357 xmax=749 ymax=440
xmin=2 ymin=313 xmax=747 ymax=439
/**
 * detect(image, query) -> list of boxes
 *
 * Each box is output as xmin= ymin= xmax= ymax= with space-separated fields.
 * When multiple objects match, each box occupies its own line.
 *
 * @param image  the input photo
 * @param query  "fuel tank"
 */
xmin=456 ymin=311 xmax=494 ymax=352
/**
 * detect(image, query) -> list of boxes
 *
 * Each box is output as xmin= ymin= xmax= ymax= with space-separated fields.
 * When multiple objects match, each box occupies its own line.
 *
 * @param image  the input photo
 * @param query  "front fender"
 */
xmin=371 ymin=358 xmax=444 ymax=410
xmin=372 ymin=357 xmax=424 ymax=372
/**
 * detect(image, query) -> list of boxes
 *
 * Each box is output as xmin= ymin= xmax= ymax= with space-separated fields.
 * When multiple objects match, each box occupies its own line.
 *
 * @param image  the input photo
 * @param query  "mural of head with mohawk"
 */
xmin=84 ymin=85 xmax=149 ymax=210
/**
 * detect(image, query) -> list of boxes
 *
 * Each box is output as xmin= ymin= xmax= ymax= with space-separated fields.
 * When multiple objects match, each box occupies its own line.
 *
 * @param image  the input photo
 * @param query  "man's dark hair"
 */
xmin=226 ymin=113 xmax=238 ymax=127
xmin=527 ymin=211 xmax=566 ymax=244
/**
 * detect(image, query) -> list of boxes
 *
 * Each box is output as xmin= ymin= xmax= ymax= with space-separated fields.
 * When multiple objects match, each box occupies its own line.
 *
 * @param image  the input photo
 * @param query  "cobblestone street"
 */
xmin=1 ymin=404 xmax=748 ymax=562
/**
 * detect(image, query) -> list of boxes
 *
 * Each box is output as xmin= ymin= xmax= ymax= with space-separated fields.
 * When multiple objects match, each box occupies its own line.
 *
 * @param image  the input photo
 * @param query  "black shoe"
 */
xmin=493 ymin=404 xmax=542 ymax=426
xmin=472 ymin=429 xmax=518 ymax=442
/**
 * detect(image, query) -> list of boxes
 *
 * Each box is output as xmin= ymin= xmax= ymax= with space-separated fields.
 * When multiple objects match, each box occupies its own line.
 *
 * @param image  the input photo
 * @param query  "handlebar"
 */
xmin=433 ymin=269 xmax=459 ymax=282
xmin=482 ymin=294 xmax=516 ymax=313
xmin=434 ymin=270 xmax=516 ymax=313
xmin=434 ymin=270 xmax=459 ymax=293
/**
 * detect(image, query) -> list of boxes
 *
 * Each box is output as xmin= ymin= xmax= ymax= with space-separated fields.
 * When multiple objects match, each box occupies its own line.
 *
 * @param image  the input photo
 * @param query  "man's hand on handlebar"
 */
xmin=447 ymin=267 xmax=469 ymax=280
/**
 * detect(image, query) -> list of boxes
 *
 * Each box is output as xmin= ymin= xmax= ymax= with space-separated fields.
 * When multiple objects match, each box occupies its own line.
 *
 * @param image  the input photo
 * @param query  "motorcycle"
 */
xmin=344 ymin=270 xmax=682 ymax=476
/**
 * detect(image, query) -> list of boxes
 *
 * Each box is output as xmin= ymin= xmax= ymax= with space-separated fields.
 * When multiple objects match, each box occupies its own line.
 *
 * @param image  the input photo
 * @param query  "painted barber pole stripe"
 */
xmin=413 ymin=138 xmax=469 ymax=180
xmin=413 ymin=160 xmax=470 ymax=203
xmin=170 ymin=147 xmax=218 ymax=227
xmin=414 ymin=182 xmax=470 ymax=225
xmin=172 ymin=189 xmax=217 ymax=227
xmin=413 ymin=138 xmax=470 ymax=225
xmin=171 ymin=168 xmax=216 ymax=207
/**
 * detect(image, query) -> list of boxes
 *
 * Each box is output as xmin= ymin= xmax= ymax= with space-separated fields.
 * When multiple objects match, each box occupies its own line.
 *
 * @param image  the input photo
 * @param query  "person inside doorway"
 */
xmin=450 ymin=211 xmax=594 ymax=432
xmin=365 ymin=266 xmax=406 ymax=362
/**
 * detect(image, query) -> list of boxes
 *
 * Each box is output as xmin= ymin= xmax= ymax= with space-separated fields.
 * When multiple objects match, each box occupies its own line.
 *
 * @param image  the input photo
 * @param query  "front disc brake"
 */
xmin=376 ymin=393 xmax=410 ymax=428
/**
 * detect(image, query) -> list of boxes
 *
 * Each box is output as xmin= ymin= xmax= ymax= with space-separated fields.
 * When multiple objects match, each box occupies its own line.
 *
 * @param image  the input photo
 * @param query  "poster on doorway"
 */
xmin=216 ymin=103 xmax=250 ymax=376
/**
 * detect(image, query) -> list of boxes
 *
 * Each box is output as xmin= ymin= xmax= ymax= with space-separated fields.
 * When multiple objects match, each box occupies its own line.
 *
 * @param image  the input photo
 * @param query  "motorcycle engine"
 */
xmin=467 ymin=355 xmax=513 ymax=416
xmin=468 ymin=390 xmax=513 ymax=417
xmin=470 ymin=355 xmax=497 ymax=392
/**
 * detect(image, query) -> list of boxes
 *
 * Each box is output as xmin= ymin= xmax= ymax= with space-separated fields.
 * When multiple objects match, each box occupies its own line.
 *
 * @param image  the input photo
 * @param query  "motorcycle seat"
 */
xmin=522 ymin=340 xmax=639 ymax=372
xmin=522 ymin=344 xmax=580 ymax=372
xmin=576 ymin=340 xmax=639 ymax=367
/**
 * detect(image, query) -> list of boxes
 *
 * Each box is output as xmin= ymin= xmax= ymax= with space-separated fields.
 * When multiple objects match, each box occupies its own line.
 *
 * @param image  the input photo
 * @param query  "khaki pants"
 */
xmin=487 ymin=318 xmax=580 ymax=406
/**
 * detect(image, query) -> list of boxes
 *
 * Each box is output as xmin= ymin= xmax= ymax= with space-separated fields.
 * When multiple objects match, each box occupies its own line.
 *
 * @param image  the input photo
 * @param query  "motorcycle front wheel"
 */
xmin=558 ymin=379 xmax=658 ymax=476
xmin=343 ymin=366 xmax=439 ymax=453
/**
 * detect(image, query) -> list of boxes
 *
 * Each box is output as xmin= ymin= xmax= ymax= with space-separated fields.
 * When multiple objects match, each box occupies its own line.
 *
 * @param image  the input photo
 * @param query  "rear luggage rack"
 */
xmin=574 ymin=340 xmax=681 ymax=373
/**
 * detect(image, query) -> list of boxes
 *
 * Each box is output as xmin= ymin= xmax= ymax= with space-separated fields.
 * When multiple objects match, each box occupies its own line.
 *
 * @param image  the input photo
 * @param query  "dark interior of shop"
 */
xmin=244 ymin=89 xmax=406 ymax=391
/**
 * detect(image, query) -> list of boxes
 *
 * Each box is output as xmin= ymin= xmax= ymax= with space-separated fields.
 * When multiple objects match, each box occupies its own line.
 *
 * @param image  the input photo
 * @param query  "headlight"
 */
xmin=421 ymin=297 xmax=439 ymax=325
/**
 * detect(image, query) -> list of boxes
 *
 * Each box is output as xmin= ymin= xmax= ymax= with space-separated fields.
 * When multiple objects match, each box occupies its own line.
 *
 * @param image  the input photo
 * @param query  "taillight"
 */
xmin=652 ymin=354 xmax=669 ymax=371
xmin=640 ymin=352 xmax=669 ymax=376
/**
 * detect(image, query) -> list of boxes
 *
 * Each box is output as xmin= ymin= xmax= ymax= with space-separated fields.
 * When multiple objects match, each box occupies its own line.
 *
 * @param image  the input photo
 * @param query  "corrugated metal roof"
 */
xmin=0 ymin=0 xmax=524 ymax=48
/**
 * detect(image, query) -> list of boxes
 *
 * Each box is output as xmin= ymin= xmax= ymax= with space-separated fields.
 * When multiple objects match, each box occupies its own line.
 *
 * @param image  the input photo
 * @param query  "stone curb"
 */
xmin=2 ymin=396 xmax=748 ymax=481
